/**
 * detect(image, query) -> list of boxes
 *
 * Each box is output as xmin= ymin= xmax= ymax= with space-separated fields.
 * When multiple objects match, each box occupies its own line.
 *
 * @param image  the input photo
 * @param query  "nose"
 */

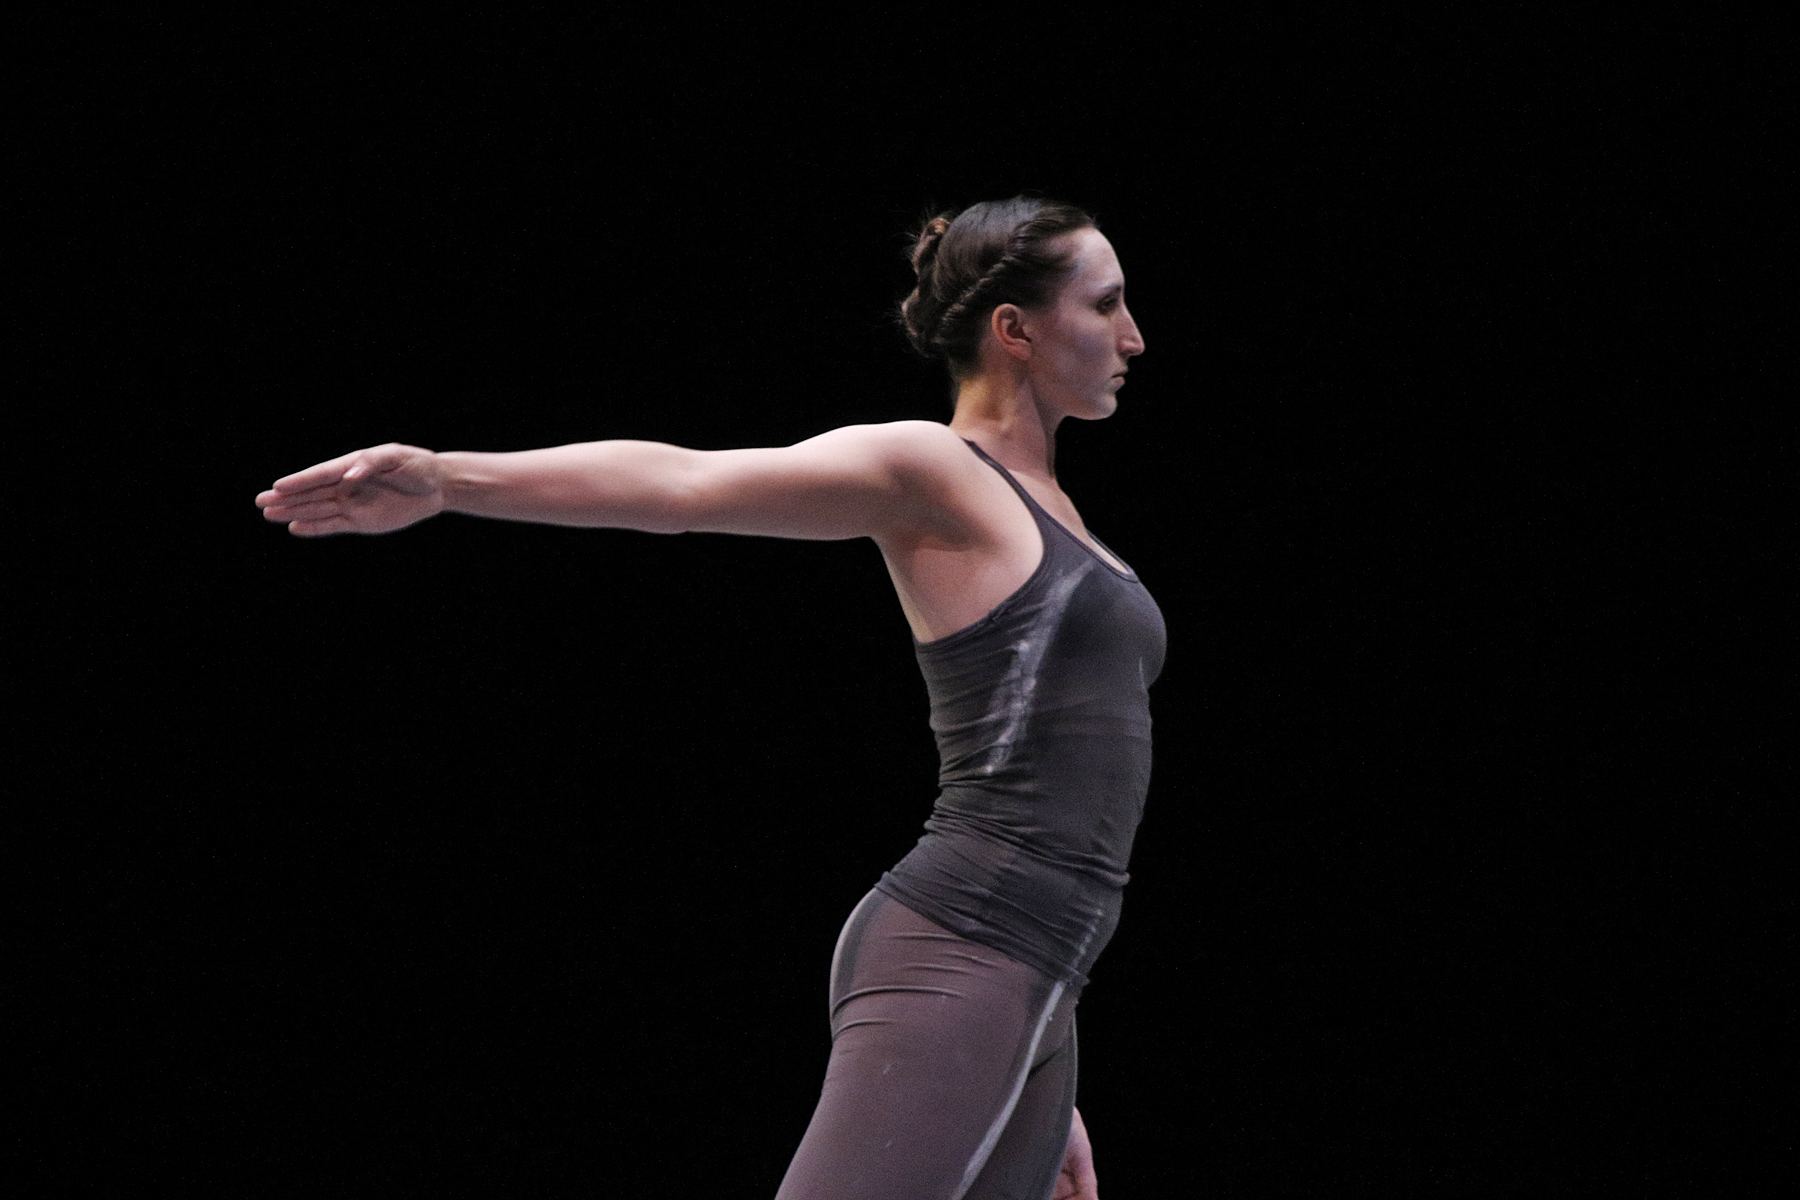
xmin=1119 ymin=305 xmax=1145 ymax=358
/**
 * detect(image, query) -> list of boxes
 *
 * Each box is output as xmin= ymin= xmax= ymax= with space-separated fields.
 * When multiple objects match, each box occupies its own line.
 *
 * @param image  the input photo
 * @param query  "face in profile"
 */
xmin=1030 ymin=228 xmax=1146 ymax=420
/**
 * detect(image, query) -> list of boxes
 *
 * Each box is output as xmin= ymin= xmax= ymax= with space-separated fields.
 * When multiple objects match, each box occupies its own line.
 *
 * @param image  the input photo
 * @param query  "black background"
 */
xmin=19 ymin=10 xmax=1780 ymax=1196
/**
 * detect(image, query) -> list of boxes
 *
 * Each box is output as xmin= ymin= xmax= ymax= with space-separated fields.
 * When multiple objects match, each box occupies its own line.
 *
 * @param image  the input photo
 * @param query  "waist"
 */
xmin=876 ymin=824 xmax=1128 ymax=988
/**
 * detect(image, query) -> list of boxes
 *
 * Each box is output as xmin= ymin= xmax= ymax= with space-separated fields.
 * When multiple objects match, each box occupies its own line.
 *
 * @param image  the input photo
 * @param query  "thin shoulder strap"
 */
xmin=962 ymin=439 xmax=1044 ymax=514
xmin=962 ymin=440 xmax=1137 ymax=580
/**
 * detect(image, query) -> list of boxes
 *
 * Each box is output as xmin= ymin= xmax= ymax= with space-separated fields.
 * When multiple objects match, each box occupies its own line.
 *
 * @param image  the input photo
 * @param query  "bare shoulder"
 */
xmin=805 ymin=419 xmax=983 ymax=487
xmin=809 ymin=420 xmax=1008 ymax=549
xmin=666 ymin=419 xmax=986 ymax=542
xmin=800 ymin=418 xmax=965 ymax=458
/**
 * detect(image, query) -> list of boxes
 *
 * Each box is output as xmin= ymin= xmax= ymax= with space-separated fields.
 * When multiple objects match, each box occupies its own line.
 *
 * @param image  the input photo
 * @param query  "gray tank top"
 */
xmin=876 ymin=440 xmax=1167 ymax=987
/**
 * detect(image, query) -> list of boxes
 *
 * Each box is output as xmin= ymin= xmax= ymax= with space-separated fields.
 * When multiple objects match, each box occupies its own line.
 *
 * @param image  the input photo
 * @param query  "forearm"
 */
xmin=436 ymin=441 xmax=702 ymax=532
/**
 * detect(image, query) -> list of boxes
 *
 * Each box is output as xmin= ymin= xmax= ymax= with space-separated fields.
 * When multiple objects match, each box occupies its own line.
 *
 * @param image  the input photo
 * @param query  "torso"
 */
xmin=873 ymin=436 xmax=1165 ymax=988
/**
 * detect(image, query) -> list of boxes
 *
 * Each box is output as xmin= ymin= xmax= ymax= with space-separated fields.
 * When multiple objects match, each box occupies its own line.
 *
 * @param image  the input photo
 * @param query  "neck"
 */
xmin=948 ymin=371 xmax=1063 ymax=479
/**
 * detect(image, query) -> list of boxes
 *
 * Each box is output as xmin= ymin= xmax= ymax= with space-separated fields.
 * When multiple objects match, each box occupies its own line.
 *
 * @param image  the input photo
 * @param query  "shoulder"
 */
xmin=799 ymin=419 xmax=963 ymax=455
xmin=802 ymin=421 xmax=1009 ymax=548
xmin=786 ymin=419 xmax=978 ymax=486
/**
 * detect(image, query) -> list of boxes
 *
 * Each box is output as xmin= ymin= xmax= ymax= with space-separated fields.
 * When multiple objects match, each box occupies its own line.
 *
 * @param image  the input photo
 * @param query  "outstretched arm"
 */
xmin=255 ymin=421 xmax=966 ymax=542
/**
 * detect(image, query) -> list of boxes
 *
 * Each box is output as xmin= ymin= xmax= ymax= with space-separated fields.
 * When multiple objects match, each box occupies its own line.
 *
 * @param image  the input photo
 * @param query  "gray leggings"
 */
xmin=776 ymin=889 xmax=1080 ymax=1200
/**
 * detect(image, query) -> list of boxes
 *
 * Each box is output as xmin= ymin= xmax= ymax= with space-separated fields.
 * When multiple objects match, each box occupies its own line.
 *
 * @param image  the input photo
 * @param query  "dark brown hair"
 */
xmin=897 ymin=196 xmax=1096 ymax=377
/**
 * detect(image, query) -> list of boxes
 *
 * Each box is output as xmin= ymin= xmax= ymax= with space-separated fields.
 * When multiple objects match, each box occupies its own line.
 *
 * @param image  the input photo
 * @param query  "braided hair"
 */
xmin=897 ymin=196 xmax=1096 ymax=378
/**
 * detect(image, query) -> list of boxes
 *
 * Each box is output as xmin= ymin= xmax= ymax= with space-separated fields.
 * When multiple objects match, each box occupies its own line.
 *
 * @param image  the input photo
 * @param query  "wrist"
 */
xmin=434 ymin=450 xmax=487 ymax=513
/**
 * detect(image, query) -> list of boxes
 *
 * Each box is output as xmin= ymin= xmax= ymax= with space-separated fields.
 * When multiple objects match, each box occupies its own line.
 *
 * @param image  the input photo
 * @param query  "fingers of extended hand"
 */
xmin=285 ymin=513 xmax=358 ymax=537
xmin=257 ymin=480 xmax=338 ymax=514
xmin=269 ymin=447 xmax=369 ymax=494
xmin=259 ymin=495 xmax=344 ymax=524
xmin=267 ymin=442 xmax=424 ymax=494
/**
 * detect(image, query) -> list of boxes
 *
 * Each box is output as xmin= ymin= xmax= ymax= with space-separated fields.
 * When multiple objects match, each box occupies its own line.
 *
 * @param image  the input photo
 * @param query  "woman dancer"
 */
xmin=258 ymin=196 xmax=1156 ymax=1200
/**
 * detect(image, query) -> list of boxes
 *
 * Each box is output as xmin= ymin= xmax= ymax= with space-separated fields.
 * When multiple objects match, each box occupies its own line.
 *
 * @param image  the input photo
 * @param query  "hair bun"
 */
xmin=909 ymin=215 xmax=954 ymax=277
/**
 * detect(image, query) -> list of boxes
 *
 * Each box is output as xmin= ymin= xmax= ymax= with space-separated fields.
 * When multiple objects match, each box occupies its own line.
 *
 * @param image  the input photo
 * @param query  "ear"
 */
xmin=989 ymin=303 xmax=1034 ymax=362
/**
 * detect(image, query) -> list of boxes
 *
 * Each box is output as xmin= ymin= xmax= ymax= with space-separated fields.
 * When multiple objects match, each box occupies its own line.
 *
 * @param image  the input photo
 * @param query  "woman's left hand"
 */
xmin=1053 ymin=1106 xmax=1098 ymax=1199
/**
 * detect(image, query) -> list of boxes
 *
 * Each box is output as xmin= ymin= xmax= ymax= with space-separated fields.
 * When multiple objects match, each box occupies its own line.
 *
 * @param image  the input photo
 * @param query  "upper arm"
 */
xmin=665 ymin=420 xmax=972 ymax=542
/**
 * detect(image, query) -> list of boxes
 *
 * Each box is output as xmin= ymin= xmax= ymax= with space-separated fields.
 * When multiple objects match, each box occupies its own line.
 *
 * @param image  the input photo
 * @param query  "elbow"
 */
xmin=631 ymin=511 xmax=699 ymax=536
xmin=630 ymin=461 xmax=713 ymax=534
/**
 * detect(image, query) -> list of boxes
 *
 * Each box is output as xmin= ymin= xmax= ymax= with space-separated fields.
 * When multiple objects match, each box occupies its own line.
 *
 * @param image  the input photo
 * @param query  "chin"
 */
xmin=1070 ymin=399 xmax=1118 ymax=422
xmin=1046 ymin=382 xmax=1120 ymax=422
